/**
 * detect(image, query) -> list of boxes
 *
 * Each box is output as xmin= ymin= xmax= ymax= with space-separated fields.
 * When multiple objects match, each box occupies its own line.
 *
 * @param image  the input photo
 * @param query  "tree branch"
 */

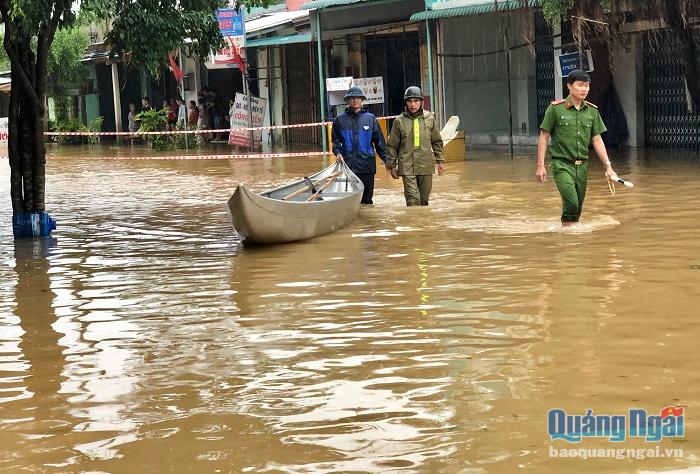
xmin=3 ymin=25 xmax=43 ymax=114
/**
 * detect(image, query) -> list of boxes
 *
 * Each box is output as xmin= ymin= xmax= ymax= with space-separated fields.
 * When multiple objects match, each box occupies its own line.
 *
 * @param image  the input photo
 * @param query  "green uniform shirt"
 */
xmin=539 ymin=97 xmax=607 ymax=161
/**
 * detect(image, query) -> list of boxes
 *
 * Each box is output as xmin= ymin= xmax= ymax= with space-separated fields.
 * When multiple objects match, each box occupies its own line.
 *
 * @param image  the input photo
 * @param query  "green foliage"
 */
xmin=134 ymin=107 xmax=167 ymax=132
xmin=541 ymin=0 xmax=614 ymax=24
xmin=173 ymin=124 xmax=201 ymax=149
xmin=52 ymin=115 xmax=104 ymax=145
xmin=79 ymin=0 xmax=271 ymax=77
xmin=48 ymin=27 xmax=90 ymax=91
xmin=53 ymin=96 xmax=71 ymax=123
xmin=541 ymin=0 xmax=576 ymax=24
xmin=82 ymin=116 xmax=104 ymax=145
xmin=135 ymin=107 xmax=171 ymax=150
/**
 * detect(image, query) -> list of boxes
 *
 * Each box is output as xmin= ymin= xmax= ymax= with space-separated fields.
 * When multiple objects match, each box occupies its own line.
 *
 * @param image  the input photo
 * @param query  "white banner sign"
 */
xmin=326 ymin=77 xmax=353 ymax=92
xmin=229 ymin=93 xmax=266 ymax=150
xmin=352 ymin=77 xmax=384 ymax=105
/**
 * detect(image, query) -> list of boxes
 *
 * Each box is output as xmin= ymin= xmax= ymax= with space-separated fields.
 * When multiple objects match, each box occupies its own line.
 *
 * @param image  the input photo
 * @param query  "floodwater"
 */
xmin=0 ymin=145 xmax=699 ymax=473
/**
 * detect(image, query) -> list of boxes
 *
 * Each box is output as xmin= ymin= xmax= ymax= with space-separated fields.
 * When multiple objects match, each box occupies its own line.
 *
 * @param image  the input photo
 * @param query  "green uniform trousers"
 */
xmin=402 ymin=175 xmax=433 ymax=206
xmin=552 ymin=158 xmax=588 ymax=222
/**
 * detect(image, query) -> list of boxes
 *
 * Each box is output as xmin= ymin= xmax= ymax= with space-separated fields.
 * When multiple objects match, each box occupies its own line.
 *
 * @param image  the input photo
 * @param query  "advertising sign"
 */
xmin=229 ymin=93 xmax=266 ymax=150
xmin=556 ymin=50 xmax=594 ymax=77
xmin=0 ymin=117 xmax=8 ymax=157
xmin=352 ymin=77 xmax=384 ymax=105
xmin=213 ymin=8 xmax=245 ymax=67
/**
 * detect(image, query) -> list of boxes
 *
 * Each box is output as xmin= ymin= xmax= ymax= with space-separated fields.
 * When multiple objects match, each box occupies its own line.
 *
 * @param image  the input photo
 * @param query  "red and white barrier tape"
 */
xmin=43 ymin=115 xmax=398 ymax=137
xmin=47 ymin=151 xmax=332 ymax=160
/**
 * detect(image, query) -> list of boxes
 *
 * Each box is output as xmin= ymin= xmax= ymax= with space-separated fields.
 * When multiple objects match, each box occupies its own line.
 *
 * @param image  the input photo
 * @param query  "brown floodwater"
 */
xmin=0 ymin=145 xmax=699 ymax=473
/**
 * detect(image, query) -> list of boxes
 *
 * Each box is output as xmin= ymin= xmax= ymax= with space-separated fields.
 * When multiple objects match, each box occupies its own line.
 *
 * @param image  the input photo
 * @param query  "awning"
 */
xmin=247 ymin=10 xmax=309 ymax=34
xmin=246 ymin=33 xmax=313 ymax=48
xmin=301 ymin=0 xmax=371 ymax=10
xmin=410 ymin=0 xmax=538 ymax=21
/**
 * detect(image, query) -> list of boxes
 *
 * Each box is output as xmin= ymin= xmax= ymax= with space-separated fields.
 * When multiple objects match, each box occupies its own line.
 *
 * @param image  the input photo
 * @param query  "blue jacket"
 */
xmin=331 ymin=109 xmax=387 ymax=174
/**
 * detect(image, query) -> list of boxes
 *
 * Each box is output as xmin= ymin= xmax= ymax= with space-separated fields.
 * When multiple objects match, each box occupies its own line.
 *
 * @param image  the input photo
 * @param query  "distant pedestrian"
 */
xmin=128 ymin=102 xmax=138 ymax=145
xmin=331 ymin=86 xmax=388 ymax=205
xmin=536 ymin=70 xmax=617 ymax=226
xmin=128 ymin=103 xmax=138 ymax=133
xmin=188 ymin=100 xmax=199 ymax=129
xmin=141 ymin=96 xmax=151 ymax=113
xmin=176 ymin=97 xmax=187 ymax=129
xmin=385 ymin=86 xmax=445 ymax=206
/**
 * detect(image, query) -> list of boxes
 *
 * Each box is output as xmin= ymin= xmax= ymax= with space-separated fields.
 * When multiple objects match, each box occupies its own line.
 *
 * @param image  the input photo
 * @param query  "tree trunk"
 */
xmin=7 ymin=37 xmax=47 ymax=215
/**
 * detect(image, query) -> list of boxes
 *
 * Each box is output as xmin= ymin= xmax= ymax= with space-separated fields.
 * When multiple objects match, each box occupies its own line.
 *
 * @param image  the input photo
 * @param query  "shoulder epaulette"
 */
xmin=584 ymin=100 xmax=598 ymax=109
xmin=550 ymin=99 xmax=565 ymax=105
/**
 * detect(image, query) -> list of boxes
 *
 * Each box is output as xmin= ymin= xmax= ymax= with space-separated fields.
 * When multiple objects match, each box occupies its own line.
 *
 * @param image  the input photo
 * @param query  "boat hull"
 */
xmin=227 ymin=162 xmax=363 ymax=245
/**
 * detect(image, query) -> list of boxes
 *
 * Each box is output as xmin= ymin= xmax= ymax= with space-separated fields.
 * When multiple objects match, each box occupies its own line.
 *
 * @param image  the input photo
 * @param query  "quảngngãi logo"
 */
xmin=548 ymin=406 xmax=684 ymax=443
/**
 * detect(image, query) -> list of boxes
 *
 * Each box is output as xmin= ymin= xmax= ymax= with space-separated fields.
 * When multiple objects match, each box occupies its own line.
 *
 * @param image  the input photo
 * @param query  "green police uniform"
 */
xmin=386 ymin=110 xmax=444 ymax=206
xmin=539 ymin=97 xmax=607 ymax=222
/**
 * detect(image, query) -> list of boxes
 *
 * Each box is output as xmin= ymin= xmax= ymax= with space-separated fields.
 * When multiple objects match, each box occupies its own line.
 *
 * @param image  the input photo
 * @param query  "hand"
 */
xmin=388 ymin=165 xmax=399 ymax=179
xmin=335 ymin=154 xmax=344 ymax=163
xmin=536 ymin=165 xmax=547 ymax=183
xmin=604 ymin=165 xmax=616 ymax=180
xmin=437 ymin=163 xmax=445 ymax=176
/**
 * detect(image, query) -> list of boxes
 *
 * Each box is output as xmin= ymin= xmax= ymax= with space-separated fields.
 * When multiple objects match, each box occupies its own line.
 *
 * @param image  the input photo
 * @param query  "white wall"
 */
xmin=613 ymin=33 xmax=644 ymax=147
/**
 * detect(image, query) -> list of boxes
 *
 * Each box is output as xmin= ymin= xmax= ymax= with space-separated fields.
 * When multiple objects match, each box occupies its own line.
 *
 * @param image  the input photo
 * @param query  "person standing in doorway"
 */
xmin=127 ymin=103 xmax=138 ymax=145
xmin=176 ymin=97 xmax=187 ymax=129
xmin=536 ymin=70 xmax=617 ymax=226
xmin=141 ymin=96 xmax=152 ymax=113
xmin=385 ymin=86 xmax=445 ymax=206
xmin=188 ymin=100 xmax=200 ymax=130
xmin=331 ymin=86 xmax=388 ymax=205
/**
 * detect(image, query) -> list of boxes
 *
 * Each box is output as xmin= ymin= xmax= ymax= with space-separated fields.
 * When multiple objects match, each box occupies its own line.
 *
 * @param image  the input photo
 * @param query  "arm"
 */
xmin=591 ymin=135 xmax=616 ymax=178
xmin=536 ymin=105 xmax=557 ymax=183
xmin=385 ymin=122 xmax=400 ymax=168
xmin=331 ymin=117 xmax=343 ymax=158
xmin=536 ymin=129 xmax=550 ymax=183
xmin=430 ymin=118 xmax=445 ymax=175
xmin=371 ymin=119 xmax=388 ymax=164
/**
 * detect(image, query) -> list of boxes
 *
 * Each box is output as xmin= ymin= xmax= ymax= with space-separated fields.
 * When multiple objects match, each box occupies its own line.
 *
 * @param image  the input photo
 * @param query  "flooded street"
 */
xmin=1 ymin=146 xmax=699 ymax=473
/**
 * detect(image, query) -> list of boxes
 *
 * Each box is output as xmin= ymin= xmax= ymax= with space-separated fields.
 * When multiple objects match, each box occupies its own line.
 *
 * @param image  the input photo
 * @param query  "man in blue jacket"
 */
xmin=331 ymin=86 xmax=388 ymax=204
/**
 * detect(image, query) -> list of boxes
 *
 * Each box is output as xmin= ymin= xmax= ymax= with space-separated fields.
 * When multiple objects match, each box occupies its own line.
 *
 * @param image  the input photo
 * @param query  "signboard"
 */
xmin=0 ymin=117 xmax=8 ymax=157
xmin=352 ymin=77 xmax=384 ymax=105
xmin=213 ymin=8 xmax=245 ymax=67
xmin=325 ymin=76 xmax=385 ymax=107
xmin=229 ymin=93 xmax=266 ymax=150
xmin=556 ymin=50 xmax=594 ymax=77
xmin=326 ymin=77 xmax=353 ymax=92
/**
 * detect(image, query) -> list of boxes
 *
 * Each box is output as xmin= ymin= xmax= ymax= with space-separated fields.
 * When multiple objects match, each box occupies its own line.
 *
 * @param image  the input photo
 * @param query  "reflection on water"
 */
xmin=0 ymin=147 xmax=699 ymax=473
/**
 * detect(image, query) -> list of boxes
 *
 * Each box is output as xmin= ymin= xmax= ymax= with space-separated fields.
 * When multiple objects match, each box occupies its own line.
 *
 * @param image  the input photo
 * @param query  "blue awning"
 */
xmin=246 ymin=33 xmax=313 ymax=48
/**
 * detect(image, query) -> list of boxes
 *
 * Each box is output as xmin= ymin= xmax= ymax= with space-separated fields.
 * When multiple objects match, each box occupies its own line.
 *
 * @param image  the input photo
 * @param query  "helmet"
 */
xmin=343 ymin=86 xmax=366 ymax=101
xmin=404 ymin=86 xmax=423 ymax=100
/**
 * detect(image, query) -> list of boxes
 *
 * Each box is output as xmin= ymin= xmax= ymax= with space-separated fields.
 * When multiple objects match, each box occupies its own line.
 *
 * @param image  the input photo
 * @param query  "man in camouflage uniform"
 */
xmin=536 ymin=70 xmax=617 ymax=226
xmin=386 ymin=86 xmax=445 ymax=206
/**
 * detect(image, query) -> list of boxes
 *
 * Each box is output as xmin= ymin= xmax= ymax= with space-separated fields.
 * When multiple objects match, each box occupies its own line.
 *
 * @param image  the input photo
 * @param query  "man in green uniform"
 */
xmin=536 ymin=70 xmax=617 ymax=226
xmin=386 ymin=86 xmax=445 ymax=206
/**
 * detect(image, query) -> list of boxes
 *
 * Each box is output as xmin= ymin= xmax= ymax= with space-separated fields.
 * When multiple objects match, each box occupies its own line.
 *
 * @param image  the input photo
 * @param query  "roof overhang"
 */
xmin=410 ymin=0 xmax=539 ymax=21
xmin=304 ymin=0 xmax=424 ymax=33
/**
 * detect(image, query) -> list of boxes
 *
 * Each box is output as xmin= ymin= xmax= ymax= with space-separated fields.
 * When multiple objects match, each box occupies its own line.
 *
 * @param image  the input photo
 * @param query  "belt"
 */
xmin=553 ymin=157 xmax=585 ymax=166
